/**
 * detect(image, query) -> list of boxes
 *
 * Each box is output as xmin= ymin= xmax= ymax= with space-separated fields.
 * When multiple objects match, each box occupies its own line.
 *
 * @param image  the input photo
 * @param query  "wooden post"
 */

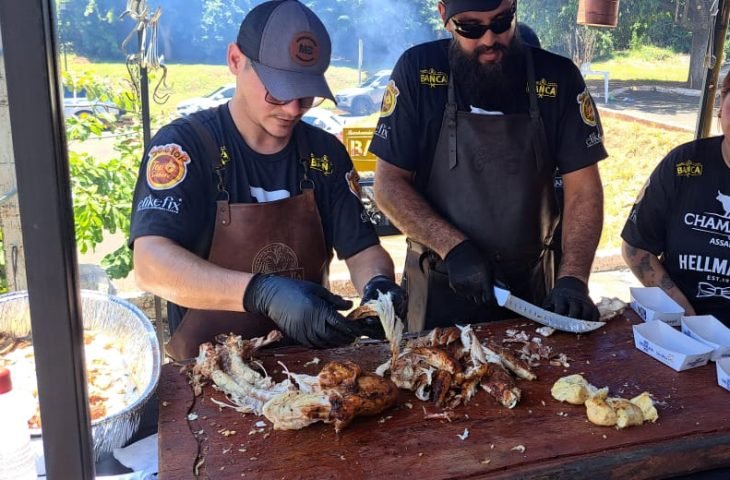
xmin=0 ymin=53 xmax=27 ymax=292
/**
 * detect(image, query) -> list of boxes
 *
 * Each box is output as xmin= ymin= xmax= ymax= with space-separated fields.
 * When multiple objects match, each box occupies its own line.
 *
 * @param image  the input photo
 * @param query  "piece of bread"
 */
xmin=585 ymin=396 xmax=618 ymax=426
xmin=551 ymin=374 xmax=608 ymax=405
xmin=607 ymin=397 xmax=645 ymax=429
xmin=630 ymin=392 xmax=659 ymax=423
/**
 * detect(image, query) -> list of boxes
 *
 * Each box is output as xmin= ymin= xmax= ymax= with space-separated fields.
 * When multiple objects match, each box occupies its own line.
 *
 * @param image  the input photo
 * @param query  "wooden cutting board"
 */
xmin=158 ymin=312 xmax=730 ymax=479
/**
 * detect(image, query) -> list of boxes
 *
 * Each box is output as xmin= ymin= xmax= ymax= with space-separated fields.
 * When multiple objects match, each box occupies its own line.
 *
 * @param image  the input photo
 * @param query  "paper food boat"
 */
xmin=681 ymin=315 xmax=730 ymax=361
xmin=630 ymin=287 xmax=685 ymax=326
xmin=718 ymin=358 xmax=730 ymax=392
xmin=633 ymin=320 xmax=713 ymax=371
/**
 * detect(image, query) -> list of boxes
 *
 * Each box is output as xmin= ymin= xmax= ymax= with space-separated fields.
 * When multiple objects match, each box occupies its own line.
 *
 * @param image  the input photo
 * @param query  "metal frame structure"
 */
xmin=0 ymin=1 xmax=728 ymax=477
xmin=0 ymin=0 xmax=95 ymax=477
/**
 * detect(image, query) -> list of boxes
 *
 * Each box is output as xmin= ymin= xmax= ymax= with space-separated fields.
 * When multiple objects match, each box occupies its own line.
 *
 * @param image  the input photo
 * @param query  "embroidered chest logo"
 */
xmin=675 ymin=160 xmax=703 ymax=177
xmin=252 ymin=243 xmax=301 ymax=278
xmin=146 ymin=143 xmax=191 ymax=190
xmin=309 ymin=154 xmax=332 ymax=175
xmin=419 ymin=68 xmax=448 ymax=88
xmin=380 ymin=80 xmax=400 ymax=117
xmin=576 ymin=89 xmax=597 ymax=127
xmin=289 ymin=32 xmax=319 ymax=66
xmin=535 ymin=78 xmax=557 ymax=98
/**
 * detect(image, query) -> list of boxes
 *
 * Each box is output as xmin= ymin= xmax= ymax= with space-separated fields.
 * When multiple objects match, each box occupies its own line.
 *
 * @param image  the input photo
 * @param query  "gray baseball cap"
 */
xmin=443 ymin=0 xmax=506 ymax=20
xmin=237 ymin=0 xmax=334 ymax=102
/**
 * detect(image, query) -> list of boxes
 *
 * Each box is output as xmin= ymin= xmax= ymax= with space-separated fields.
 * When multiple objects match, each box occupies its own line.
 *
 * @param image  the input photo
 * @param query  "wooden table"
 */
xmin=158 ymin=313 xmax=730 ymax=479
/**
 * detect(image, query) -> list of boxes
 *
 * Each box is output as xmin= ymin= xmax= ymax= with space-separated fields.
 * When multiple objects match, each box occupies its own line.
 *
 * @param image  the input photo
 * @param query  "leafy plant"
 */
xmin=64 ymin=71 xmax=141 ymax=280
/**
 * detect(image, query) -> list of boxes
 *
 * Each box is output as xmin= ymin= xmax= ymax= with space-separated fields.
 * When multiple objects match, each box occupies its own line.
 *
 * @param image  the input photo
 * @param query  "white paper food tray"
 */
xmin=633 ymin=320 xmax=713 ymax=371
xmin=718 ymin=358 xmax=730 ymax=392
xmin=630 ymin=287 xmax=685 ymax=326
xmin=681 ymin=315 xmax=730 ymax=361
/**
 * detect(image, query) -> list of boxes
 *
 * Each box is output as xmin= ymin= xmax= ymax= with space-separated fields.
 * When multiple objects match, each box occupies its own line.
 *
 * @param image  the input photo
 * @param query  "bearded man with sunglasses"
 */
xmin=129 ymin=0 xmax=405 ymax=361
xmin=371 ymin=0 xmax=606 ymax=332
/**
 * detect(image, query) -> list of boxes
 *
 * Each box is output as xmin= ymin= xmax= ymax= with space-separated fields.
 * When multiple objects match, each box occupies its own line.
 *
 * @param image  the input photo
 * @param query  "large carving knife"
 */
xmin=493 ymin=286 xmax=605 ymax=333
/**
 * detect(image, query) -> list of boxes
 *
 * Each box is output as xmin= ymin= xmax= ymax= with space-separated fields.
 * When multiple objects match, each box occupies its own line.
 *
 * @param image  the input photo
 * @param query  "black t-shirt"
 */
xmin=369 ymin=40 xmax=607 ymax=176
xmin=129 ymin=104 xmax=379 ymax=329
xmin=621 ymin=136 xmax=730 ymax=324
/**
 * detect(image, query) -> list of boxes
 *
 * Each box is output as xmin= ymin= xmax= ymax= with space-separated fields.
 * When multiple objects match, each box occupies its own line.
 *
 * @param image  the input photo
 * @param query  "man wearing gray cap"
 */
xmin=371 ymin=0 xmax=606 ymax=331
xmin=129 ymin=0 xmax=405 ymax=360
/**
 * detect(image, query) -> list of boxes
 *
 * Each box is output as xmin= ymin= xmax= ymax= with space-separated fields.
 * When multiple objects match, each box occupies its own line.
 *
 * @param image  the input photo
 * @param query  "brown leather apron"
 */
xmin=405 ymin=48 xmax=558 ymax=332
xmin=165 ymin=128 xmax=330 ymax=361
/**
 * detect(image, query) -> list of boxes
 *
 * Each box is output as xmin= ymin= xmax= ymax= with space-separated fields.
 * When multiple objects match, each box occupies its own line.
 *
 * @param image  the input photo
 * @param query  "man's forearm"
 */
xmin=621 ymin=242 xmax=695 ymax=314
xmin=559 ymin=165 xmax=603 ymax=283
xmin=374 ymin=159 xmax=464 ymax=259
xmin=345 ymin=244 xmax=394 ymax=295
xmin=133 ymin=235 xmax=252 ymax=312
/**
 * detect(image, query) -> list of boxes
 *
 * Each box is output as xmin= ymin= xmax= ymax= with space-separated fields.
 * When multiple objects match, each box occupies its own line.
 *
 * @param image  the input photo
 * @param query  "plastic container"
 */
xmin=0 ymin=367 xmax=37 ymax=480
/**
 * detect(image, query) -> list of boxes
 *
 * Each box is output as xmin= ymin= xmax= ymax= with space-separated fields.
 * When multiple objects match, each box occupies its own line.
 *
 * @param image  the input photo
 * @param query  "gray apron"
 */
xmin=165 ymin=125 xmax=330 ymax=360
xmin=405 ymin=48 xmax=558 ymax=332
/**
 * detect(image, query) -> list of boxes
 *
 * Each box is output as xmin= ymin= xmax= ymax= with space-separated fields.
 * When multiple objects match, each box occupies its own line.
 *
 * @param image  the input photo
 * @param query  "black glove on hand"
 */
xmin=243 ymin=274 xmax=358 ymax=348
xmin=543 ymin=276 xmax=600 ymax=322
xmin=357 ymin=275 xmax=408 ymax=339
xmin=443 ymin=240 xmax=494 ymax=304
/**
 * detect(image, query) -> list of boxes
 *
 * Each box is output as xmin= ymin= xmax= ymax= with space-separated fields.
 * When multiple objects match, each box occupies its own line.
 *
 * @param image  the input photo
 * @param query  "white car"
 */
xmin=335 ymin=69 xmax=392 ymax=116
xmin=176 ymin=83 xmax=236 ymax=116
xmin=63 ymin=86 xmax=121 ymax=120
xmin=301 ymin=107 xmax=345 ymax=139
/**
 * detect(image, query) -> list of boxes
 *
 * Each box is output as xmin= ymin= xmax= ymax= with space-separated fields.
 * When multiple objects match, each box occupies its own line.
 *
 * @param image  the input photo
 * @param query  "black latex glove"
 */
xmin=243 ymin=274 xmax=359 ymax=348
xmin=443 ymin=240 xmax=494 ymax=304
xmin=543 ymin=276 xmax=600 ymax=322
xmin=357 ymin=275 xmax=408 ymax=339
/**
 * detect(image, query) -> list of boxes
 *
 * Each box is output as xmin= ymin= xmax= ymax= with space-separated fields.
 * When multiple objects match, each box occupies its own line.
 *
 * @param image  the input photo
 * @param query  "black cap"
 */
xmin=443 ymin=0 xmax=506 ymax=20
xmin=237 ymin=0 xmax=334 ymax=101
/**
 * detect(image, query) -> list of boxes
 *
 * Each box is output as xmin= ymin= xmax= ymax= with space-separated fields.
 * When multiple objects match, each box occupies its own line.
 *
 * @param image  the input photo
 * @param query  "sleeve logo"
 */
xmin=577 ymin=89 xmax=597 ymax=127
xmin=380 ymin=80 xmax=400 ymax=117
xmin=345 ymin=168 xmax=362 ymax=199
xmin=146 ymin=143 xmax=191 ymax=190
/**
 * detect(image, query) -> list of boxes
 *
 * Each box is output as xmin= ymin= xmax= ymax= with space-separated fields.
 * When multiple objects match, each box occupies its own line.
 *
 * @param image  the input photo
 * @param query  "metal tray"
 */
xmin=0 ymin=289 xmax=160 ymax=458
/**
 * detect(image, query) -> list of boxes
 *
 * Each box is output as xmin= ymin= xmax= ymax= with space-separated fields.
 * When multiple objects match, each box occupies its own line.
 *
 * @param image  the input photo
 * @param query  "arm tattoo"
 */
xmin=659 ymin=274 xmax=675 ymax=290
xmin=637 ymin=253 xmax=655 ymax=280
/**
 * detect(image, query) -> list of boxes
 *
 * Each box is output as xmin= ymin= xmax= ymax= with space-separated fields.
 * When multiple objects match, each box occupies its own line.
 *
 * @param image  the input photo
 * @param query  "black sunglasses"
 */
xmin=264 ymin=91 xmax=324 ymax=109
xmin=451 ymin=1 xmax=517 ymax=39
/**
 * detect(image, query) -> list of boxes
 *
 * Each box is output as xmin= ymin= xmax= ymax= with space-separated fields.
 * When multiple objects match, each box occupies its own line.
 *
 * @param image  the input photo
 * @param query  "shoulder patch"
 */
xmin=577 ymin=89 xmax=597 ymax=127
xmin=345 ymin=168 xmax=362 ymax=199
xmin=146 ymin=143 xmax=191 ymax=190
xmin=380 ymin=80 xmax=400 ymax=117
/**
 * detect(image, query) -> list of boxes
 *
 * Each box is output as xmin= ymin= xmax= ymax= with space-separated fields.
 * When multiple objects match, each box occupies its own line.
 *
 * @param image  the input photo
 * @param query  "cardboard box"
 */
xmin=681 ymin=315 xmax=730 ymax=361
xmin=633 ymin=320 xmax=713 ymax=371
xmin=717 ymin=358 xmax=730 ymax=392
xmin=630 ymin=287 xmax=685 ymax=326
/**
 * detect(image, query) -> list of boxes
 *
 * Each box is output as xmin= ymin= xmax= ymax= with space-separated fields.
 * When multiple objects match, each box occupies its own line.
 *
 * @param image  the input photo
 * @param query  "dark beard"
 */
xmin=449 ymin=35 xmax=525 ymax=111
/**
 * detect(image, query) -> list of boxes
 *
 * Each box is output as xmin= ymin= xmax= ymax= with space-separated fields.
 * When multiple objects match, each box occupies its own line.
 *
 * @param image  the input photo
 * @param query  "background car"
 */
xmin=301 ymin=107 xmax=345 ymax=140
xmin=335 ymin=69 xmax=392 ymax=116
xmin=176 ymin=83 xmax=236 ymax=116
xmin=63 ymin=86 xmax=121 ymax=120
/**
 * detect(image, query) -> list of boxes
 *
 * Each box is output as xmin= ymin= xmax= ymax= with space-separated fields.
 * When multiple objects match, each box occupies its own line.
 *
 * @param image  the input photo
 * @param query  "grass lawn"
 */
xmin=65 ymin=48 xmax=699 ymax=254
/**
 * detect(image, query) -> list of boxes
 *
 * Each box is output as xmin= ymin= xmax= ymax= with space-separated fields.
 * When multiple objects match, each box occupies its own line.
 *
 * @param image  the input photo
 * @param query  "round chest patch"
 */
xmin=252 ymin=243 xmax=300 ymax=274
xmin=146 ymin=143 xmax=190 ymax=190
xmin=380 ymin=80 xmax=399 ymax=117
xmin=289 ymin=32 xmax=319 ymax=66
xmin=577 ymin=89 xmax=597 ymax=127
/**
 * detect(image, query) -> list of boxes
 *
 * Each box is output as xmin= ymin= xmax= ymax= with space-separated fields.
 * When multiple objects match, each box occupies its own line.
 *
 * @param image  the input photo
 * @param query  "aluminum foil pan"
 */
xmin=0 ymin=289 xmax=160 ymax=458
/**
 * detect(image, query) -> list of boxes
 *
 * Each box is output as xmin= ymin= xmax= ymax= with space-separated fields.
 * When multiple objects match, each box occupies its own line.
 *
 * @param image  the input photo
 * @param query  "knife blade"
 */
xmin=493 ymin=286 xmax=605 ymax=333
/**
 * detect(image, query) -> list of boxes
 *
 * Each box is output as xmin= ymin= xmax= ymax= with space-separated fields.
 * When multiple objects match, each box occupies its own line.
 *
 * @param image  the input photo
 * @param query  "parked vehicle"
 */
xmin=176 ymin=83 xmax=236 ymax=116
xmin=63 ymin=86 xmax=121 ymax=120
xmin=335 ymin=69 xmax=392 ymax=116
xmin=301 ymin=107 xmax=345 ymax=139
